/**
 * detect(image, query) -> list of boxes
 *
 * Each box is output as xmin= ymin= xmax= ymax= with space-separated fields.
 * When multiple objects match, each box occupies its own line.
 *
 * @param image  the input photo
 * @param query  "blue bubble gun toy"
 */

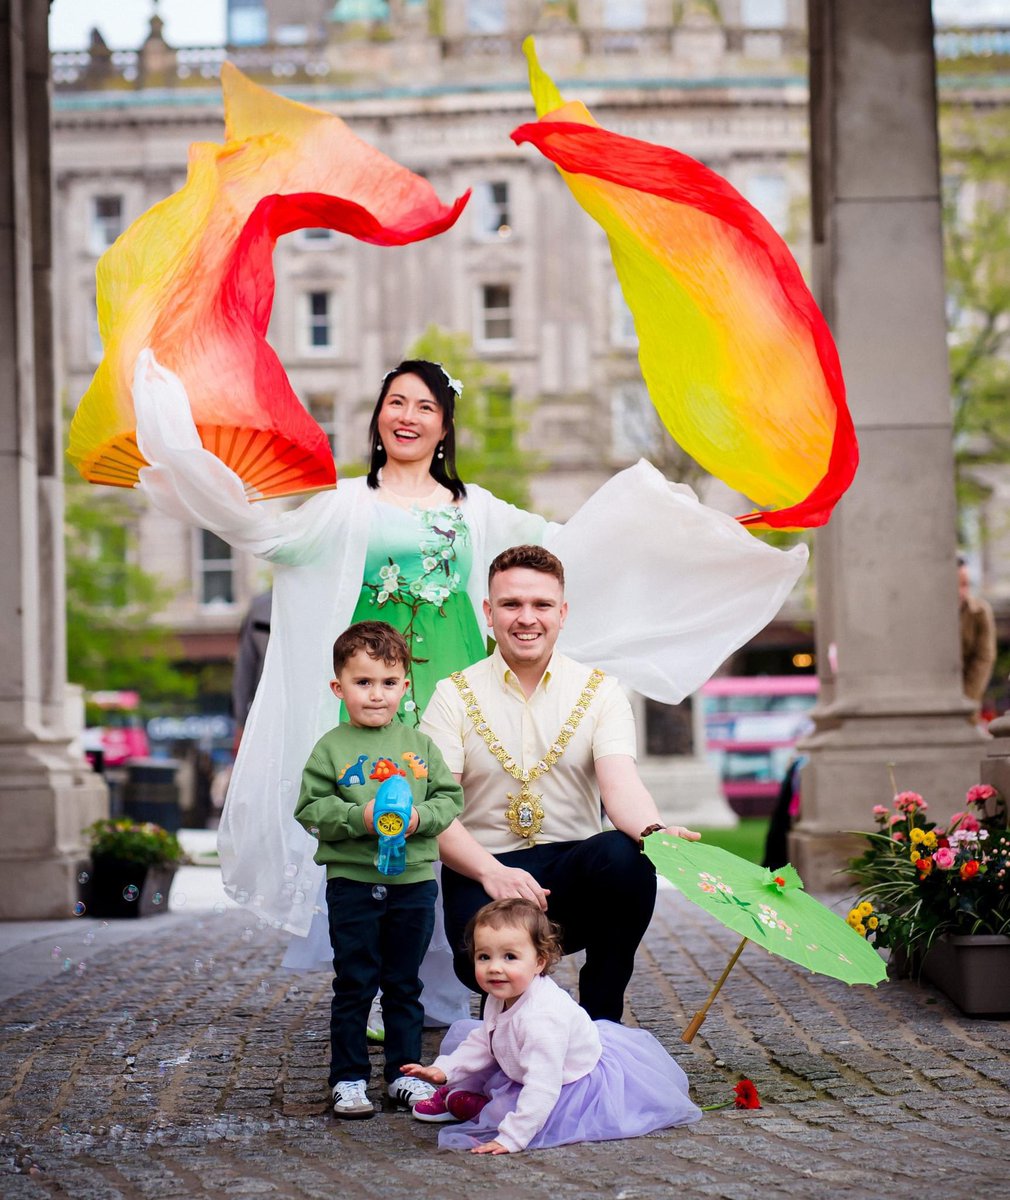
xmin=374 ymin=775 xmax=412 ymax=877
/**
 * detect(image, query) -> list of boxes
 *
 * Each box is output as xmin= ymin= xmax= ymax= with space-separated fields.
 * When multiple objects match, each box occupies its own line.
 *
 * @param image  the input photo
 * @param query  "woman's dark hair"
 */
xmin=366 ymin=360 xmax=466 ymax=500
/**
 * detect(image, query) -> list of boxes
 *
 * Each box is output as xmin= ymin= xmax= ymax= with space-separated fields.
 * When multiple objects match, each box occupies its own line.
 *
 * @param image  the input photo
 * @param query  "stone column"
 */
xmin=0 ymin=0 xmax=106 ymax=919
xmin=790 ymin=0 xmax=984 ymax=888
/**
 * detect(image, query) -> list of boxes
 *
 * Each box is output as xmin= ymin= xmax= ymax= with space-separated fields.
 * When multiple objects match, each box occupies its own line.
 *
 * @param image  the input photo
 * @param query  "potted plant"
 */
xmin=79 ymin=818 xmax=187 ymax=918
xmin=847 ymin=786 xmax=1010 ymax=1016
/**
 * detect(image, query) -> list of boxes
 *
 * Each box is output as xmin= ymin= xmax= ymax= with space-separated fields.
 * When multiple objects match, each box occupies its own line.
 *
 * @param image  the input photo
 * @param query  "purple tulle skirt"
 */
xmin=436 ymin=1019 xmax=702 ymax=1152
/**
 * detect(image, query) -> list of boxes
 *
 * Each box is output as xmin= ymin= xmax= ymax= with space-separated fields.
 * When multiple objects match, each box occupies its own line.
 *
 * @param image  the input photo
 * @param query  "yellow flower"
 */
xmin=867 ymin=916 xmax=879 ymax=930
xmin=910 ymin=850 xmax=922 ymax=864
xmin=854 ymin=922 xmax=867 ymax=937
xmin=922 ymin=831 xmax=937 ymax=849
xmin=910 ymin=828 xmax=925 ymax=844
xmin=857 ymin=901 xmax=873 ymax=918
xmin=847 ymin=909 xmax=859 ymax=924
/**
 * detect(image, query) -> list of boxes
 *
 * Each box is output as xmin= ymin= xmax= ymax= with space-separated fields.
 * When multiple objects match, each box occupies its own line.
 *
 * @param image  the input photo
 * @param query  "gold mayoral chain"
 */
xmin=450 ymin=668 xmax=605 ymax=842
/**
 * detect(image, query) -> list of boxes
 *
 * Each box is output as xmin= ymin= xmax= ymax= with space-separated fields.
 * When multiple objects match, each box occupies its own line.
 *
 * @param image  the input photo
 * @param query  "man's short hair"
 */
xmin=488 ymin=545 xmax=565 ymax=590
xmin=332 ymin=621 xmax=410 ymax=675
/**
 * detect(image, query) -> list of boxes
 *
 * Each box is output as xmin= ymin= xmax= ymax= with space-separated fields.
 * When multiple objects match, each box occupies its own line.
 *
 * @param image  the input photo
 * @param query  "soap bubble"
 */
xmin=62 ymin=958 xmax=73 ymax=972
xmin=51 ymin=945 xmax=62 ymax=960
xmin=77 ymin=870 xmax=90 ymax=885
xmin=174 ymin=892 xmax=188 ymax=909
xmin=122 ymin=885 xmax=140 ymax=903
xmin=73 ymin=902 xmax=86 ymax=917
xmin=76 ymin=962 xmax=87 ymax=977
xmin=213 ymin=902 xmax=226 ymax=916
xmin=283 ymin=863 xmax=299 ymax=879
xmin=371 ymin=886 xmax=387 ymax=901
xmin=151 ymin=892 xmax=163 ymax=906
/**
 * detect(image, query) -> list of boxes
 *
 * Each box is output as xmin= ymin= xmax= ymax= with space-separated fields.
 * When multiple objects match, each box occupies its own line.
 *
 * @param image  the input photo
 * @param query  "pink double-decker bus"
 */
xmin=700 ymin=676 xmax=819 ymax=817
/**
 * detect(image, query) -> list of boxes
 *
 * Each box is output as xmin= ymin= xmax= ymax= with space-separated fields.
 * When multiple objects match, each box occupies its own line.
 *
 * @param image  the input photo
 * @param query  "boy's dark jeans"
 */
xmin=325 ymin=876 xmax=436 ymax=1087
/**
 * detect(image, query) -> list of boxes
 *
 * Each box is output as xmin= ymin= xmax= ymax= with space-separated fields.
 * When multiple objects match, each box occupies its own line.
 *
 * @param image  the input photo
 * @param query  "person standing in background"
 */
xmin=232 ymin=589 xmax=273 ymax=746
xmin=959 ymin=557 xmax=996 ymax=716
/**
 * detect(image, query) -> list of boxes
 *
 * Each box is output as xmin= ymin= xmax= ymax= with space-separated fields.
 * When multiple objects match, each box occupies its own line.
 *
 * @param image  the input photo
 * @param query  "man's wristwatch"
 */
xmin=639 ymin=822 xmax=664 ymax=848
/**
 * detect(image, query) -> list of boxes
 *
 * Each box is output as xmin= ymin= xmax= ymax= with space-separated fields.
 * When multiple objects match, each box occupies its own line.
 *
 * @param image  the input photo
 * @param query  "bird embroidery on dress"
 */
xmin=401 ymin=752 xmax=428 ymax=779
xmin=336 ymin=755 xmax=369 ymax=787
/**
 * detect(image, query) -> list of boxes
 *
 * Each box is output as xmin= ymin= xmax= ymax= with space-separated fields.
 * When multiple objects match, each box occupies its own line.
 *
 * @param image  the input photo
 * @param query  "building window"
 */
xmin=474 ymin=181 xmax=511 ymax=240
xmin=296 ymin=227 xmax=338 ymax=248
xmin=741 ymin=0 xmax=787 ymax=28
xmin=302 ymin=290 xmax=335 ymax=353
xmin=466 ymin=0 xmax=506 ymax=33
xmin=307 ymin=393 xmax=338 ymax=457
xmin=478 ymin=284 xmax=513 ymax=345
xmin=611 ymin=382 xmax=660 ymax=459
xmin=196 ymin=530 xmax=235 ymax=606
xmin=89 ymin=195 xmax=124 ymax=255
xmin=610 ymin=283 xmax=638 ymax=346
xmin=742 ymin=171 xmax=789 ymax=235
xmin=229 ymin=0 xmax=268 ymax=45
xmin=603 ymin=0 xmax=646 ymax=29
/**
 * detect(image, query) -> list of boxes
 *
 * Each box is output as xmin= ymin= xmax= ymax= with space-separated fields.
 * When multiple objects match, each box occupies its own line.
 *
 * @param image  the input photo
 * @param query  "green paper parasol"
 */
xmin=644 ymin=834 xmax=886 ymax=1041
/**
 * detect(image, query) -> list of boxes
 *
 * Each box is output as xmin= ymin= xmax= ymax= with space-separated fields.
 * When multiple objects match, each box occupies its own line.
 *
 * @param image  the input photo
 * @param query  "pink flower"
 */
xmin=894 ymin=791 xmax=926 ymax=813
xmin=966 ymin=784 xmax=997 ymax=807
xmin=872 ymin=805 xmax=889 ymax=819
xmin=932 ymin=847 xmax=955 ymax=869
xmin=889 ymin=815 xmax=904 ymax=826
xmin=960 ymin=814 xmax=980 ymax=833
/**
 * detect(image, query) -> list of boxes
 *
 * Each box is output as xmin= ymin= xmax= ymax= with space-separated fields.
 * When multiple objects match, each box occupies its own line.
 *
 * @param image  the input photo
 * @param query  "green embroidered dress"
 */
xmin=344 ymin=500 xmax=486 ymax=726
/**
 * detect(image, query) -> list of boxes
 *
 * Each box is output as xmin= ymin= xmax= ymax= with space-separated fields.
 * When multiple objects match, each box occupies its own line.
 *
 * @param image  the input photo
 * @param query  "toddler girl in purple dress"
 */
xmin=401 ymin=898 xmax=701 ymax=1153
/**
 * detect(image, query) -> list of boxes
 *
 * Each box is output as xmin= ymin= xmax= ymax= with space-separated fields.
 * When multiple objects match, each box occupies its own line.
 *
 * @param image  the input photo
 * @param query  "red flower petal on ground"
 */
xmin=733 ymin=1079 xmax=762 ymax=1109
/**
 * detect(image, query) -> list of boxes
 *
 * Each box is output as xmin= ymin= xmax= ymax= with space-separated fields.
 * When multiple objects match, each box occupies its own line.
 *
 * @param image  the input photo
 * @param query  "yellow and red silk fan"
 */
xmin=68 ymin=64 xmax=469 ymax=501
xmin=511 ymin=39 xmax=857 ymax=531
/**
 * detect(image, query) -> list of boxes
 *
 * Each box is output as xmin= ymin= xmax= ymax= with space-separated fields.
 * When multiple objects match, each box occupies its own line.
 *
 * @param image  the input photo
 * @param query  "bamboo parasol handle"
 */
xmin=681 ymin=936 xmax=749 ymax=1043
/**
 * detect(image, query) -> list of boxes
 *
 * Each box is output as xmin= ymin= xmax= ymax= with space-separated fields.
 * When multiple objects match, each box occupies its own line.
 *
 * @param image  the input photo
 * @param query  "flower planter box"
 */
xmin=81 ymin=857 xmax=176 ymax=919
xmin=921 ymin=934 xmax=1010 ymax=1017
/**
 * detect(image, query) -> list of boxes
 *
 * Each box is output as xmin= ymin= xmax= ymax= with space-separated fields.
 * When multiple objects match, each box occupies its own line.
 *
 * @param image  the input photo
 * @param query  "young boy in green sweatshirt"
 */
xmin=295 ymin=621 xmax=463 ymax=1119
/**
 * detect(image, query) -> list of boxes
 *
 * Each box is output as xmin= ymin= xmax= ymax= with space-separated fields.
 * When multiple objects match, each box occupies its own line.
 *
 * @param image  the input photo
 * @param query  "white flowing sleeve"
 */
xmin=132 ymin=350 xmax=337 ymax=564
xmin=550 ymin=459 xmax=808 ymax=704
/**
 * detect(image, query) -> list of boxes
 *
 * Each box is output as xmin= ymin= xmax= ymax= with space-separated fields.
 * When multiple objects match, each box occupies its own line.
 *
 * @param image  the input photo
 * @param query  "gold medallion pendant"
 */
xmin=451 ymin=667 xmax=604 ymax=845
xmin=505 ymin=783 xmax=545 ymax=841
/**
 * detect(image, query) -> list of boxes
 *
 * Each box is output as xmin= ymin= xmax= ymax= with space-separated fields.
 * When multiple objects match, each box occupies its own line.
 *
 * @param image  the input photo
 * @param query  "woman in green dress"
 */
xmin=279 ymin=360 xmax=548 ymax=1025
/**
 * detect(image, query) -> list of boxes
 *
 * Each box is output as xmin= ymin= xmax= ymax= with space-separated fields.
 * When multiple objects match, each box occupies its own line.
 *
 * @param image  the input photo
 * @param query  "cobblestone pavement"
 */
xmin=2 ymin=889 xmax=1008 ymax=1199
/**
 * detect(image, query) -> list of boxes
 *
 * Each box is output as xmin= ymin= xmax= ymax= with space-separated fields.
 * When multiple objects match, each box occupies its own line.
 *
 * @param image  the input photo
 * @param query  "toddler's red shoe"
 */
xmin=412 ymin=1085 xmax=458 ymax=1123
xmin=445 ymin=1090 xmax=489 ymax=1122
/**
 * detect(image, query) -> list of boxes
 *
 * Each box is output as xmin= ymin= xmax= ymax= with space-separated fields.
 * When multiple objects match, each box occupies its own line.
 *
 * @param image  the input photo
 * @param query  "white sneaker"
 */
xmin=332 ymin=1079 xmax=374 ymax=1119
xmin=366 ymin=993 xmax=385 ymax=1043
xmin=387 ymin=1075 xmax=436 ymax=1109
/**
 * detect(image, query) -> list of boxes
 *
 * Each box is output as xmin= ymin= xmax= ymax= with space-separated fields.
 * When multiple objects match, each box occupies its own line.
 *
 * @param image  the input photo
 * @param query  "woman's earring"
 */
xmin=376 ymin=440 xmax=383 ymax=453
xmin=436 ymin=442 xmax=444 ymax=460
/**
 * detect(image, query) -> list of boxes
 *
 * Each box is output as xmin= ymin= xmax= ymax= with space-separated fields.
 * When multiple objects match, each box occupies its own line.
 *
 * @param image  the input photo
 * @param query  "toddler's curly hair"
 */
xmin=464 ymin=898 xmax=564 ymax=975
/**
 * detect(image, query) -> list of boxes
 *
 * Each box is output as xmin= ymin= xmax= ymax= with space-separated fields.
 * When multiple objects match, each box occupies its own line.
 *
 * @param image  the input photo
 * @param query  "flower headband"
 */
xmin=382 ymin=364 xmax=463 ymax=397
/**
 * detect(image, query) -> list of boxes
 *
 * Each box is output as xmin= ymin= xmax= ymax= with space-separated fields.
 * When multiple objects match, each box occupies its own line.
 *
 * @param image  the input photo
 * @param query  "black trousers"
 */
xmin=441 ymin=831 xmax=656 ymax=1023
xmin=325 ymin=876 xmax=436 ymax=1087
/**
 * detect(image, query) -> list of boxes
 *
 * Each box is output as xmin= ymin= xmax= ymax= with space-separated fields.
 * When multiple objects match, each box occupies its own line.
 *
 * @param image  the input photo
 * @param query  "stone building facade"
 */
xmin=52 ymin=2 xmax=814 ymax=689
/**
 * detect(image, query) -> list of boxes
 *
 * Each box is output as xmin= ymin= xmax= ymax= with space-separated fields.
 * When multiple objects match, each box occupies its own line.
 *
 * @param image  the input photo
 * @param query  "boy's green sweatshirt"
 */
xmin=294 ymin=722 xmax=463 ymax=885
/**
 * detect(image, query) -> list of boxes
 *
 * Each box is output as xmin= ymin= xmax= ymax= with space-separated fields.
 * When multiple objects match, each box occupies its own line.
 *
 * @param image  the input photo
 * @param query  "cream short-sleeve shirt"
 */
xmin=420 ymin=648 xmax=637 ymax=855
